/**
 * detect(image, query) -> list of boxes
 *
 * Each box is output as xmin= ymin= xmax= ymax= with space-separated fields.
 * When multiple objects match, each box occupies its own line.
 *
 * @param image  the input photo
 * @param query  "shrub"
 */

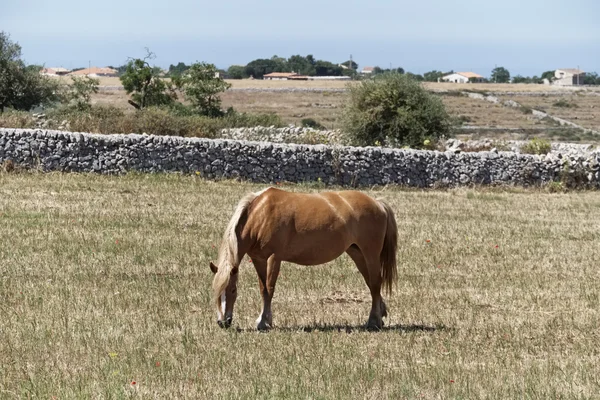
xmin=0 ymin=109 xmax=36 ymax=128
xmin=44 ymin=105 xmax=285 ymax=138
xmin=520 ymin=138 xmax=551 ymax=155
xmin=342 ymin=73 xmax=454 ymax=148
xmin=552 ymin=98 xmax=578 ymax=108
xmin=301 ymin=118 xmax=325 ymax=130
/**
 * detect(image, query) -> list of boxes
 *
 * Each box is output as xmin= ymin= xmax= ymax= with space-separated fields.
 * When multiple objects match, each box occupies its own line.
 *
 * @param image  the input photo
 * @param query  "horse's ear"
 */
xmin=209 ymin=262 xmax=218 ymax=274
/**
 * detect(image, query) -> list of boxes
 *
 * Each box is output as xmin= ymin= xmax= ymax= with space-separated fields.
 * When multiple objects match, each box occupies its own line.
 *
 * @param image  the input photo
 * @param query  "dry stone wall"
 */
xmin=2 ymin=128 xmax=600 ymax=188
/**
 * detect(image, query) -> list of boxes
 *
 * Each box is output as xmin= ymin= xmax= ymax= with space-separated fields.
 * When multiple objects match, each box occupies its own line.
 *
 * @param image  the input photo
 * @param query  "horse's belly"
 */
xmin=282 ymin=239 xmax=349 ymax=266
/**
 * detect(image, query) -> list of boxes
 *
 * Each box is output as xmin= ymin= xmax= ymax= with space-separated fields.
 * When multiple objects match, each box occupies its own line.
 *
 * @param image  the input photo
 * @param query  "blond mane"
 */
xmin=212 ymin=188 xmax=269 ymax=304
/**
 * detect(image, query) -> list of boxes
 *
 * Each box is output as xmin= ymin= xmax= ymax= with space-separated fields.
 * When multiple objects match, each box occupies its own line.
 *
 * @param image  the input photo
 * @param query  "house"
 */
xmin=40 ymin=67 xmax=70 ymax=76
xmin=442 ymin=72 xmax=484 ymax=83
xmin=263 ymin=72 xmax=299 ymax=80
xmin=361 ymin=66 xmax=375 ymax=75
xmin=68 ymin=67 xmax=118 ymax=77
xmin=553 ymin=69 xmax=585 ymax=86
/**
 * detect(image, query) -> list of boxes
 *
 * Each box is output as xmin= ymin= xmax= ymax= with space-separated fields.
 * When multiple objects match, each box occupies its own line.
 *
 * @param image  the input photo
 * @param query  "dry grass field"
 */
xmin=1 ymin=172 xmax=600 ymax=398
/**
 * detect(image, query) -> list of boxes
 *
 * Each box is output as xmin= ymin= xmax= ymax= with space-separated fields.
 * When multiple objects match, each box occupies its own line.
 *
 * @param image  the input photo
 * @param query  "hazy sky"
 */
xmin=3 ymin=0 xmax=599 ymax=77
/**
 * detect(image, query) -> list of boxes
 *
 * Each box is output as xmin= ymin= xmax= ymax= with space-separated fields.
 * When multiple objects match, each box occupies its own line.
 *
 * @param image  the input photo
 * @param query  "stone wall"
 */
xmin=1 ymin=128 xmax=600 ymax=188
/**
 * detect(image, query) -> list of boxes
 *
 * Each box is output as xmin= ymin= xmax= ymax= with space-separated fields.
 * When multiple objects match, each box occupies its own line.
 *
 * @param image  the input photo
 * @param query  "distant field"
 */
xmin=90 ymin=76 xmax=600 ymax=93
xmin=2 ymin=173 xmax=600 ymax=398
xmin=85 ymin=76 xmax=600 ymax=143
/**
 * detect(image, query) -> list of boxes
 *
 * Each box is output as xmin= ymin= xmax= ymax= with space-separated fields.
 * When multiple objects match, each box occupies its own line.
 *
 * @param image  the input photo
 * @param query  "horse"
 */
xmin=209 ymin=187 xmax=398 ymax=331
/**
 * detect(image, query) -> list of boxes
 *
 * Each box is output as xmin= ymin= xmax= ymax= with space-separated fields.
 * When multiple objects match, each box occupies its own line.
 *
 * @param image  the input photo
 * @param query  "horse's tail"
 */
xmin=379 ymin=200 xmax=398 ymax=295
xmin=212 ymin=191 xmax=260 ymax=308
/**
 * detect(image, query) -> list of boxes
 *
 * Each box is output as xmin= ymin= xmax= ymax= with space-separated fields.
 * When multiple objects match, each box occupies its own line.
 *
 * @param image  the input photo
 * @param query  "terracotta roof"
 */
xmin=457 ymin=72 xmax=483 ymax=79
xmin=362 ymin=66 xmax=375 ymax=72
xmin=263 ymin=72 xmax=298 ymax=78
xmin=68 ymin=67 xmax=118 ymax=76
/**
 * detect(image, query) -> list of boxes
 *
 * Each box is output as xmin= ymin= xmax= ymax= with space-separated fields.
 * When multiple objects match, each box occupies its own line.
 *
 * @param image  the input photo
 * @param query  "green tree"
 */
xmin=119 ymin=50 xmax=176 ymax=109
xmin=176 ymin=62 xmax=231 ymax=117
xmin=314 ymin=61 xmax=343 ymax=76
xmin=244 ymin=58 xmax=281 ymax=79
xmin=227 ymin=65 xmax=246 ymax=79
xmin=511 ymin=75 xmax=529 ymax=84
xmin=168 ymin=62 xmax=190 ymax=77
xmin=583 ymin=72 xmax=599 ymax=85
xmin=340 ymin=60 xmax=358 ymax=70
xmin=0 ymin=31 xmax=60 ymax=113
xmin=491 ymin=66 xmax=510 ymax=83
xmin=342 ymin=73 xmax=454 ymax=148
xmin=405 ymin=72 xmax=424 ymax=81
xmin=287 ymin=55 xmax=316 ymax=75
xmin=423 ymin=70 xmax=449 ymax=82
xmin=541 ymin=70 xmax=555 ymax=82
xmin=63 ymin=76 xmax=99 ymax=110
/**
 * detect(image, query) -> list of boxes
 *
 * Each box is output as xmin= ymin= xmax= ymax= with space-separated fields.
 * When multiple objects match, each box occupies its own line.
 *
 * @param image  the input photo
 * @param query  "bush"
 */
xmin=552 ymin=98 xmax=578 ymax=108
xmin=520 ymin=138 xmax=551 ymax=155
xmin=0 ymin=109 xmax=36 ymax=128
xmin=301 ymin=118 xmax=325 ymax=130
xmin=44 ymin=105 xmax=285 ymax=138
xmin=342 ymin=73 xmax=454 ymax=148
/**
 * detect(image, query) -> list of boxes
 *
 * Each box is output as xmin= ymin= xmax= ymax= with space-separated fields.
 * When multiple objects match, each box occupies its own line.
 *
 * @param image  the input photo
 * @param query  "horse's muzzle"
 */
xmin=217 ymin=316 xmax=232 ymax=329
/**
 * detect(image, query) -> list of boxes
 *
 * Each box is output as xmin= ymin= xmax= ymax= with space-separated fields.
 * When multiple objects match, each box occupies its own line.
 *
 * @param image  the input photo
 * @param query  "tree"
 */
xmin=340 ymin=60 xmax=358 ymax=70
xmin=511 ymin=75 xmax=529 ymax=84
xmin=287 ymin=55 xmax=316 ymax=75
xmin=168 ymin=62 xmax=190 ymax=77
xmin=423 ymin=70 xmax=450 ymax=82
xmin=404 ymin=72 xmax=424 ymax=81
xmin=491 ymin=67 xmax=510 ymax=83
xmin=176 ymin=62 xmax=231 ymax=117
xmin=583 ymin=72 xmax=599 ymax=85
xmin=227 ymin=65 xmax=246 ymax=79
xmin=119 ymin=49 xmax=176 ymax=109
xmin=314 ymin=60 xmax=343 ymax=76
xmin=541 ymin=70 xmax=555 ymax=82
xmin=63 ymin=76 xmax=99 ymax=110
xmin=0 ymin=31 xmax=60 ymax=113
xmin=373 ymin=67 xmax=405 ymax=76
xmin=342 ymin=73 xmax=454 ymax=148
xmin=244 ymin=58 xmax=281 ymax=79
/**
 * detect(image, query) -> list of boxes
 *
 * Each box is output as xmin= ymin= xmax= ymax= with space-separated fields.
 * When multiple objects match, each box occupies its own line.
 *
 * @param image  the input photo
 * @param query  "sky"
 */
xmin=2 ymin=0 xmax=599 ymax=77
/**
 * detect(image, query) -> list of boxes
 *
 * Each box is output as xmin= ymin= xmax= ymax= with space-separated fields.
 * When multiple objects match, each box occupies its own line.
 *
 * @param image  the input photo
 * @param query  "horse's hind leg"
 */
xmin=346 ymin=245 xmax=387 ymax=328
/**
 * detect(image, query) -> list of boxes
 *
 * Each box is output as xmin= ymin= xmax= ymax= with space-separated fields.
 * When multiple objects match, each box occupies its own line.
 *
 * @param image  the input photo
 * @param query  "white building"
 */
xmin=553 ymin=69 xmax=585 ymax=86
xmin=40 ymin=67 xmax=70 ymax=76
xmin=441 ymin=72 xmax=484 ymax=83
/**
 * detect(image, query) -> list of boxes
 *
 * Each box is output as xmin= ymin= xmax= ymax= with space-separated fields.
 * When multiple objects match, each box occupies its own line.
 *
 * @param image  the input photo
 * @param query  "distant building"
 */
xmin=553 ymin=69 xmax=585 ymax=86
xmin=40 ymin=67 xmax=70 ymax=76
xmin=263 ymin=72 xmax=299 ymax=80
xmin=361 ymin=66 xmax=375 ymax=75
xmin=441 ymin=72 xmax=484 ymax=83
xmin=68 ymin=67 xmax=118 ymax=77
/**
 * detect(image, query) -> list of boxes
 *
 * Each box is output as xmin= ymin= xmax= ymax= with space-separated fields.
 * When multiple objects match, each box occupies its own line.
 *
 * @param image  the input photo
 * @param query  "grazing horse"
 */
xmin=209 ymin=187 xmax=398 ymax=331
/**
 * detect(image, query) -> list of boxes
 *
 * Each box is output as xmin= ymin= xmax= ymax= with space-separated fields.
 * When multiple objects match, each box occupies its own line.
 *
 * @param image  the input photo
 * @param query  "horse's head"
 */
xmin=210 ymin=262 xmax=239 ymax=328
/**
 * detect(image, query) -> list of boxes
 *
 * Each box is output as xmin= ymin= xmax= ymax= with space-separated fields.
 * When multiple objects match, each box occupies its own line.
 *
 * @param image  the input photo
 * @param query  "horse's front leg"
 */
xmin=252 ymin=255 xmax=280 ymax=331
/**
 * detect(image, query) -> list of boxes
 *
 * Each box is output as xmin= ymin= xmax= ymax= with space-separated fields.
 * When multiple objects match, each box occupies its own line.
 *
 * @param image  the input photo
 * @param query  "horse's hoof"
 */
xmin=366 ymin=316 xmax=383 ymax=331
xmin=256 ymin=323 xmax=271 ymax=331
xmin=217 ymin=318 xmax=232 ymax=329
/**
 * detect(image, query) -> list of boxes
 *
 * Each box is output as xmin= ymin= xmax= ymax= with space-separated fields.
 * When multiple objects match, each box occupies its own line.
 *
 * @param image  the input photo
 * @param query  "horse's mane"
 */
xmin=212 ymin=189 xmax=267 ymax=305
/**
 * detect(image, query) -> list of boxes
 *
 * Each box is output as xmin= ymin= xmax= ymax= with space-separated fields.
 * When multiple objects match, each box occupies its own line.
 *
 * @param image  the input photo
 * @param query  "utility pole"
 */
xmin=349 ymin=54 xmax=353 ymax=71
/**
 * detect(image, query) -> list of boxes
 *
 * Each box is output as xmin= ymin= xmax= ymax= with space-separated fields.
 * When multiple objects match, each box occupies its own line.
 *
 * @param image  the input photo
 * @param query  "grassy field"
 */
xmin=1 ymin=172 xmax=600 ymax=398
